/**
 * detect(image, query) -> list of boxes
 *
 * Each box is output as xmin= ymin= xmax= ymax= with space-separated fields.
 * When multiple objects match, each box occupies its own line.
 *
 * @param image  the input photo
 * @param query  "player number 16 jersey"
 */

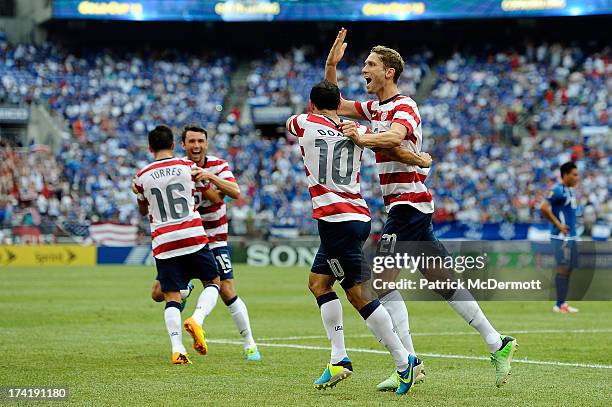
xmin=134 ymin=158 xmax=208 ymax=259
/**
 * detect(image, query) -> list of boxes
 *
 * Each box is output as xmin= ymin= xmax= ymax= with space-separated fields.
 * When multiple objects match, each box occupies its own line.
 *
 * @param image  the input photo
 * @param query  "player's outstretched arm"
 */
xmin=540 ymin=201 xmax=570 ymax=235
xmin=325 ymin=28 xmax=363 ymax=120
xmin=341 ymin=121 xmax=406 ymax=149
xmin=377 ymin=148 xmax=432 ymax=167
xmin=324 ymin=28 xmax=346 ymax=85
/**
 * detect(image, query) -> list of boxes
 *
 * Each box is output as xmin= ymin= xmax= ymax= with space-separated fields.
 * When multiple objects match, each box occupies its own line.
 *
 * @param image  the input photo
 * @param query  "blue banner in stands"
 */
xmin=433 ymin=222 xmax=535 ymax=240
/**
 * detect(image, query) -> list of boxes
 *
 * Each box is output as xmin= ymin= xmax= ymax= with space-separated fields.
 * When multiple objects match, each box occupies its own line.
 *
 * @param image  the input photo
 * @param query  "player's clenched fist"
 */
xmin=192 ymin=167 xmax=211 ymax=182
xmin=326 ymin=27 xmax=347 ymax=67
xmin=340 ymin=121 xmax=361 ymax=144
xmin=419 ymin=152 xmax=433 ymax=167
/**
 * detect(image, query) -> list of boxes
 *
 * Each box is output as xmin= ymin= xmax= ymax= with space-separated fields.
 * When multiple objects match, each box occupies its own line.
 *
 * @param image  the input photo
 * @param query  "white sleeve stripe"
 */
xmin=394 ymin=111 xmax=419 ymax=128
xmin=288 ymin=120 xmax=296 ymax=135
xmin=217 ymin=170 xmax=235 ymax=179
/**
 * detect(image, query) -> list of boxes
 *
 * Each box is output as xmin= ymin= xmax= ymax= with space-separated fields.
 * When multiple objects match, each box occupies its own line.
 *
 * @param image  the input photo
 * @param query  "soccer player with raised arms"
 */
xmin=132 ymin=125 xmax=220 ymax=364
xmin=325 ymin=28 xmax=517 ymax=389
xmin=287 ymin=80 xmax=432 ymax=395
xmin=540 ymin=161 xmax=580 ymax=313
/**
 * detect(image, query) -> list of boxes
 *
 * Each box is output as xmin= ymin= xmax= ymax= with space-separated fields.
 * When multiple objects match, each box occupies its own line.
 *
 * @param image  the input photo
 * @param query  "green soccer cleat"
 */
xmin=491 ymin=335 xmax=518 ymax=388
xmin=376 ymin=359 xmax=426 ymax=391
xmin=376 ymin=372 xmax=398 ymax=392
xmin=313 ymin=358 xmax=353 ymax=390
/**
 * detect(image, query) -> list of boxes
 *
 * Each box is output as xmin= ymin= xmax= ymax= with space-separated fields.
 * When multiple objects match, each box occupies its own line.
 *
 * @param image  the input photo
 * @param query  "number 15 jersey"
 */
xmin=287 ymin=113 xmax=370 ymax=223
xmin=134 ymin=157 xmax=208 ymax=259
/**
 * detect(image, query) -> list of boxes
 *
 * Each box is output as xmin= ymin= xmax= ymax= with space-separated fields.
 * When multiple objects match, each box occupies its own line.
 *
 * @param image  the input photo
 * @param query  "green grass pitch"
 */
xmin=1 ymin=265 xmax=611 ymax=406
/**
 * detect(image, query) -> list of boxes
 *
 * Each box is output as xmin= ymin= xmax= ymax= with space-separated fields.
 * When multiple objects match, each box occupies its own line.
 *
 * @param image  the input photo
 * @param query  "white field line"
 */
xmin=207 ymin=338 xmax=612 ymax=370
xmin=255 ymin=328 xmax=612 ymax=341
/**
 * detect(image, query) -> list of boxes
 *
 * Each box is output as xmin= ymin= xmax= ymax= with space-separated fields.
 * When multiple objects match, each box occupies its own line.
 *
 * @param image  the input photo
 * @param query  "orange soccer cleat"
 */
xmin=171 ymin=352 xmax=192 ymax=365
xmin=183 ymin=317 xmax=208 ymax=355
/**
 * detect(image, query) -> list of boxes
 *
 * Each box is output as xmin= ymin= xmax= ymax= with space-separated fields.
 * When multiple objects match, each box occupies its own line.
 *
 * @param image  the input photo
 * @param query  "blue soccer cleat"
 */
xmin=245 ymin=346 xmax=261 ymax=362
xmin=396 ymin=354 xmax=422 ymax=395
xmin=377 ymin=359 xmax=426 ymax=391
xmin=313 ymin=358 xmax=353 ymax=390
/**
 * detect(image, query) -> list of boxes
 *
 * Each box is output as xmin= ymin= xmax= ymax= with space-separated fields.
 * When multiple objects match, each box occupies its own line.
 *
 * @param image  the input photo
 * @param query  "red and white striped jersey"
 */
xmin=134 ymin=158 xmax=208 ymax=259
xmin=192 ymin=155 xmax=236 ymax=248
xmin=287 ymin=113 xmax=371 ymax=223
xmin=354 ymin=94 xmax=434 ymax=214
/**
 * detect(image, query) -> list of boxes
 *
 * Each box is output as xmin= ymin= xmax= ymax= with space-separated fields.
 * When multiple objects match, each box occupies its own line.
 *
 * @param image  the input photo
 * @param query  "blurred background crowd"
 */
xmin=1 ymin=34 xmax=610 ymax=240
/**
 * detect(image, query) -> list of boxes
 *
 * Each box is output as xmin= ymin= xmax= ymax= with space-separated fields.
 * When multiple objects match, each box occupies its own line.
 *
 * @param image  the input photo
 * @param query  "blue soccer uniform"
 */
xmin=547 ymin=183 xmax=578 ymax=269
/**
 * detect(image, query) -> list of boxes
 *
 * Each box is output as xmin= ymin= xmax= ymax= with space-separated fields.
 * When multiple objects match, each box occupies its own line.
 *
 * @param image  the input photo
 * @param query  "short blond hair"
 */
xmin=371 ymin=45 xmax=404 ymax=83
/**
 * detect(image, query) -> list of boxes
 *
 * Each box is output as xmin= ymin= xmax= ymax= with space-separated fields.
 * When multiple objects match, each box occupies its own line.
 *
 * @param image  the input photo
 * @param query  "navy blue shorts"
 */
xmin=552 ymin=238 xmax=578 ymax=269
xmin=212 ymin=246 xmax=234 ymax=280
xmin=380 ymin=205 xmax=449 ymax=266
xmin=311 ymin=219 xmax=372 ymax=290
xmin=155 ymin=245 xmax=219 ymax=292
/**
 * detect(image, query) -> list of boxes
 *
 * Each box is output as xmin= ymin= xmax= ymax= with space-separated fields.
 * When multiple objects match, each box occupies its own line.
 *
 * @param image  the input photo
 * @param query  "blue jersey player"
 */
xmin=540 ymin=161 xmax=580 ymax=313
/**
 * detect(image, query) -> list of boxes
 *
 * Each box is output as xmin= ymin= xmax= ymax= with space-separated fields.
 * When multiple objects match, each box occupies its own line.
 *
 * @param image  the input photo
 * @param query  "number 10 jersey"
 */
xmin=287 ymin=113 xmax=371 ymax=223
xmin=134 ymin=157 xmax=208 ymax=259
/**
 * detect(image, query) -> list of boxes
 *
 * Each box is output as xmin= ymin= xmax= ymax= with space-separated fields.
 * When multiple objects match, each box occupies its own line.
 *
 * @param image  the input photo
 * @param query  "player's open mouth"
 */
xmin=365 ymin=77 xmax=372 ymax=84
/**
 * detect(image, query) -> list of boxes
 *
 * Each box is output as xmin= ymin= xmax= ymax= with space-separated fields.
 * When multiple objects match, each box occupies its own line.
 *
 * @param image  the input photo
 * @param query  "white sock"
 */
xmin=164 ymin=304 xmax=187 ymax=354
xmin=380 ymin=290 xmax=416 ymax=355
xmin=448 ymin=288 xmax=502 ymax=352
xmin=192 ymin=285 xmax=219 ymax=325
xmin=364 ymin=302 xmax=409 ymax=372
xmin=320 ymin=298 xmax=348 ymax=364
xmin=227 ymin=297 xmax=257 ymax=349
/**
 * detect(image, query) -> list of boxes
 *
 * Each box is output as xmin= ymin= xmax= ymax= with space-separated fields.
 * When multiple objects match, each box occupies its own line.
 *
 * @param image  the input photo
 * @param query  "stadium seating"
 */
xmin=0 ymin=37 xmax=610 ymax=238
xmin=236 ymin=45 xmax=612 ymax=233
xmin=1 ymin=39 xmax=231 ymax=237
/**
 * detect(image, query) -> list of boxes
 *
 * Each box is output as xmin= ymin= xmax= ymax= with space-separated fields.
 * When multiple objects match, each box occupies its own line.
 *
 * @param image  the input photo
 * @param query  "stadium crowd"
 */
xmin=1 ymin=37 xmax=610 ymax=238
xmin=246 ymin=46 xmax=431 ymax=108
xmin=422 ymin=44 xmax=612 ymax=136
